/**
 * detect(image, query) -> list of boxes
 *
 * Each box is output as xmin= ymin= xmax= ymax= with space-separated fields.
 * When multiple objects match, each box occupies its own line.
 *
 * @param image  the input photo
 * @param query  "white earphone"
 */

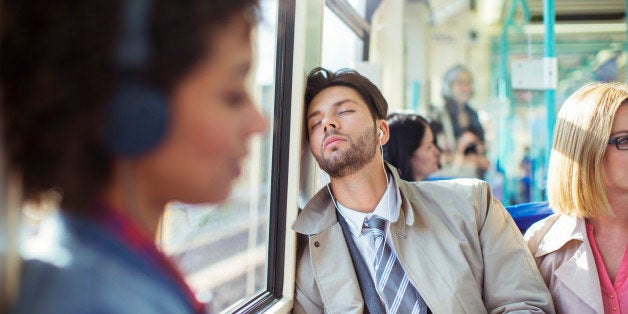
xmin=378 ymin=129 xmax=383 ymax=139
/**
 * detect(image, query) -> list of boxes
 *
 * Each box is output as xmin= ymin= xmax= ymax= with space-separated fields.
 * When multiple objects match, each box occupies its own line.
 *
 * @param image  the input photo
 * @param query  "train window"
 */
xmin=159 ymin=0 xmax=282 ymax=312
xmin=321 ymin=6 xmax=365 ymax=70
xmin=489 ymin=26 xmax=626 ymax=205
xmin=347 ymin=0 xmax=367 ymax=18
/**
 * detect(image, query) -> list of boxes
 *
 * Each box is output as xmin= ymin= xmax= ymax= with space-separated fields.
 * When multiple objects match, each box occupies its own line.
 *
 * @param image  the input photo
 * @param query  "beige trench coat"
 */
xmin=525 ymin=214 xmax=605 ymax=314
xmin=292 ymin=164 xmax=555 ymax=313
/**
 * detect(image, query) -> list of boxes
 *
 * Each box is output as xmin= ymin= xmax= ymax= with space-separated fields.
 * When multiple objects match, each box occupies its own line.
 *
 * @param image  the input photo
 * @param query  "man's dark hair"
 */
xmin=304 ymin=67 xmax=388 ymax=135
xmin=383 ymin=113 xmax=430 ymax=181
xmin=0 ymin=0 xmax=258 ymax=213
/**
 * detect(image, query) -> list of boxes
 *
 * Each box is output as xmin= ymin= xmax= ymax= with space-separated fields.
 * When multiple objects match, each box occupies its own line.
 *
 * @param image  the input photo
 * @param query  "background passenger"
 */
xmin=525 ymin=82 xmax=628 ymax=314
xmin=1 ymin=1 xmax=265 ymax=313
xmin=430 ymin=125 xmax=489 ymax=179
xmin=383 ymin=113 xmax=440 ymax=181
xmin=451 ymin=128 xmax=490 ymax=179
xmin=293 ymin=67 xmax=554 ymax=313
xmin=431 ymin=64 xmax=485 ymax=176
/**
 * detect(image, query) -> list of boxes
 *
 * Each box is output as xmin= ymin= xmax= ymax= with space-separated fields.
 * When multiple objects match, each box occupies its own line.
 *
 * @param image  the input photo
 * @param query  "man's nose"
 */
xmin=323 ymin=122 xmax=337 ymax=133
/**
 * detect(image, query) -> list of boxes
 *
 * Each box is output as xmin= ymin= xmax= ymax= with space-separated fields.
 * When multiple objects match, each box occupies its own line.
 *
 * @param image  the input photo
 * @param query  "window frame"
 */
xmin=231 ymin=0 xmax=295 ymax=312
xmin=325 ymin=0 xmax=381 ymax=60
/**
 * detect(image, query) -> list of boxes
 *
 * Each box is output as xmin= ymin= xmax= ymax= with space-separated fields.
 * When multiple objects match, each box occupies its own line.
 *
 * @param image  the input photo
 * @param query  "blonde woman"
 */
xmin=525 ymin=82 xmax=628 ymax=314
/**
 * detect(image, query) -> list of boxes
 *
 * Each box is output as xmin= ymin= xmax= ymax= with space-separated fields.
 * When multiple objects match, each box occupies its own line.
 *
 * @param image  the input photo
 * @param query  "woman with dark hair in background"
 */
xmin=1 ymin=1 xmax=265 ymax=313
xmin=384 ymin=113 xmax=440 ymax=181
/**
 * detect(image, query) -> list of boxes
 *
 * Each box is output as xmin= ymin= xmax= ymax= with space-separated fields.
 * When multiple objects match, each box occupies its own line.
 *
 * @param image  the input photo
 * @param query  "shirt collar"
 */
xmin=336 ymin=173 xmax=398 ymax=237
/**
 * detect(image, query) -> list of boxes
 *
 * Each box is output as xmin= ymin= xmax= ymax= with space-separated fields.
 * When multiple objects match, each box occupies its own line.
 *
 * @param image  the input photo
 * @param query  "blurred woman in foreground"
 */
xmin=1 ymin=1 xmax=265 ymax=313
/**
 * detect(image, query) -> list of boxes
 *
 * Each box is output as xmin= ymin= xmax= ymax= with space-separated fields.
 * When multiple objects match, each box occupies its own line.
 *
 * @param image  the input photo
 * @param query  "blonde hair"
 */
xmin=548 ymin=82 xmax=628 ymax=218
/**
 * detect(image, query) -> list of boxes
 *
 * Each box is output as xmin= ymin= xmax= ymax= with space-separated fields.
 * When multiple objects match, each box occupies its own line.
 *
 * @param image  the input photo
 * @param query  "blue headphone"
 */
xmin=105 ymin=0 xmax=169 ymax=157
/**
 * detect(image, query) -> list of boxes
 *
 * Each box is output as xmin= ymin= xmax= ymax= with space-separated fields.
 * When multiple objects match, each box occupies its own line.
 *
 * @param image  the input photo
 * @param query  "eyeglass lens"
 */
xmin=609 ymin=136 xmax=628 ymax=150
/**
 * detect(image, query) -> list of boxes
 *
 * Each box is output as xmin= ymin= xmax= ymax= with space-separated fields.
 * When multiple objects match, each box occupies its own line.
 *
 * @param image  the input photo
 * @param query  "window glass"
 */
xmin=159 ymin=0 xmax=278 ymax=311
xmin=347 ymin=0 xmax=367 ymax=17
xmin=321 ymin=6 xmax=364 ymax=71
xmin=489 ymin=28 xmax=625 ymax=205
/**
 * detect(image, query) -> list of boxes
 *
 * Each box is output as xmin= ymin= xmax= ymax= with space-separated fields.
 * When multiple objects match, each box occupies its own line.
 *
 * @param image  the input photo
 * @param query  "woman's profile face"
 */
xmin=136 ymin=12 xmax=266 ymax=206
xmin=602 ymin=103 xmax=628 ymax=197
xmin=410 ymin=127 xmax=440 ymax=181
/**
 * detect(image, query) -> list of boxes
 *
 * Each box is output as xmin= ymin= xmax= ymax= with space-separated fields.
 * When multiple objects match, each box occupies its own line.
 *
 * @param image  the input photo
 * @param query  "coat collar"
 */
xmin=292 ymin=163 xmax=414 ymax=235
xmin=535 ymin=214 xmax=585 ymax=257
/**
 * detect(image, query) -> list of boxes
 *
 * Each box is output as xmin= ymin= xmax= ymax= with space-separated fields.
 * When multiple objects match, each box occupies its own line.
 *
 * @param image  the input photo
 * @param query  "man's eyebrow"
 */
xmin=307 ymin=98 xmax=357 ymax=121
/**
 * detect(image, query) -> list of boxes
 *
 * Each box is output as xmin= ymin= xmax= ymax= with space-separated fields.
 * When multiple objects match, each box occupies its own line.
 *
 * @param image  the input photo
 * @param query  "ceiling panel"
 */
xmin=525 ymin=0 xmax=625 ymax=21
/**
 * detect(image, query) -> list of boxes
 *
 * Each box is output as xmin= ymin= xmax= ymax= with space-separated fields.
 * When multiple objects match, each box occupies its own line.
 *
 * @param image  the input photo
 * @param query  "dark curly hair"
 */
xmin=0 ymin=0 xmax=258 ymax=213
xmin=304 ymin=67 xmax=388 ymax=138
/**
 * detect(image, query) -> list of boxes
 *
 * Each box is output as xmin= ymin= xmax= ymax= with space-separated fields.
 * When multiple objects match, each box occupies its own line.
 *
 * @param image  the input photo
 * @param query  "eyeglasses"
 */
xmin=608 ymin=135 xmax=628 ymax=150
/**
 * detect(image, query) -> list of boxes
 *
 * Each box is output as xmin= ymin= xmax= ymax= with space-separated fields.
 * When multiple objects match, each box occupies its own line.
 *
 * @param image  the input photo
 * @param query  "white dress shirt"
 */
xmin=335 ymin=173 xmax=401 ymax=283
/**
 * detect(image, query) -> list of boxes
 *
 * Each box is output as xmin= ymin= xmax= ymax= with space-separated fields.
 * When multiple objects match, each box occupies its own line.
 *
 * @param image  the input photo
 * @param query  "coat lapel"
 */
xmin=537 ymin=215 xmax=603 ymax=313
xmin=553 ymin=247 xmax=604 ymax=313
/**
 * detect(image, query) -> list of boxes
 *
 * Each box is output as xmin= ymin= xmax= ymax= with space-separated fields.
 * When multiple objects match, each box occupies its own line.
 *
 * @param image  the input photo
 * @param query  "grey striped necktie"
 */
xmin=364 ymin=215 xmax=429 ymax=314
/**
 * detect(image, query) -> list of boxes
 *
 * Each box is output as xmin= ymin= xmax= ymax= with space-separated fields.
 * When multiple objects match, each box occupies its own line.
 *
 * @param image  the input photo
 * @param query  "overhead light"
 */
xmin=477 ymin=0 xmax=504 ymax=25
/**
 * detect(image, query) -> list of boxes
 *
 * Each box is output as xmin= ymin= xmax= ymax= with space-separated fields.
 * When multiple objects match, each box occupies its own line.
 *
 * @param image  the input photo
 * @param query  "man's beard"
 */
xmin=315 ymin=127 xmax=378 ymax=178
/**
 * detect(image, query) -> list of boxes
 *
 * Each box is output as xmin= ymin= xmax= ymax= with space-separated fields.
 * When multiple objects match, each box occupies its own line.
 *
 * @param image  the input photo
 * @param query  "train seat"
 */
xmin=505 ymin=202 xmax=553 ymax=234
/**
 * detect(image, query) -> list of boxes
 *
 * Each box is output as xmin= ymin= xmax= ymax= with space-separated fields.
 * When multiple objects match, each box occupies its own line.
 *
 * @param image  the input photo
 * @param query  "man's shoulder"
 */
xmin=403 ymin=178 xmax=488 ymax=195
xmin=399 ymin=178 xmax=492 ymax=220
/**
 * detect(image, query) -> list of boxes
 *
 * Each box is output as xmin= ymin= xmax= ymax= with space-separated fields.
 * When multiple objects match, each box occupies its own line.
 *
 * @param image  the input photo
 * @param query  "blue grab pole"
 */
xmin=543 ymin=0 xmax=556 ymax=201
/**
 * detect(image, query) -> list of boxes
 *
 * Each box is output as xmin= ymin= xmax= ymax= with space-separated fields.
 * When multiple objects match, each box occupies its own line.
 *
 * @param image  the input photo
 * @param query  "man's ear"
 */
xmin=377 ymin=119 xmax=390 ymax=145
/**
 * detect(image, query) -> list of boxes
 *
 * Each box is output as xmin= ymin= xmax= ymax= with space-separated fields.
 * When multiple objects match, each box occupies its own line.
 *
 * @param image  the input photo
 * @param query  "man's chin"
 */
xmin=322 ymin=161 xmax=362 ymax=178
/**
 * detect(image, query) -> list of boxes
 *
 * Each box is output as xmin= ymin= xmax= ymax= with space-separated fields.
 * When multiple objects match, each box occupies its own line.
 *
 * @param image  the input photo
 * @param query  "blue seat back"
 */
xmin=505 ymin=202 xmax=553 ymax=234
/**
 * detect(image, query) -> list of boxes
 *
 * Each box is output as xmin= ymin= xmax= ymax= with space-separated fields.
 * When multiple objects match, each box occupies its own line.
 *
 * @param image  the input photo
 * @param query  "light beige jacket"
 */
xmin=524 ymin=214 xmax=604 ymax=314
xmin=292 ymin=165 xmax=555 ymax=313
